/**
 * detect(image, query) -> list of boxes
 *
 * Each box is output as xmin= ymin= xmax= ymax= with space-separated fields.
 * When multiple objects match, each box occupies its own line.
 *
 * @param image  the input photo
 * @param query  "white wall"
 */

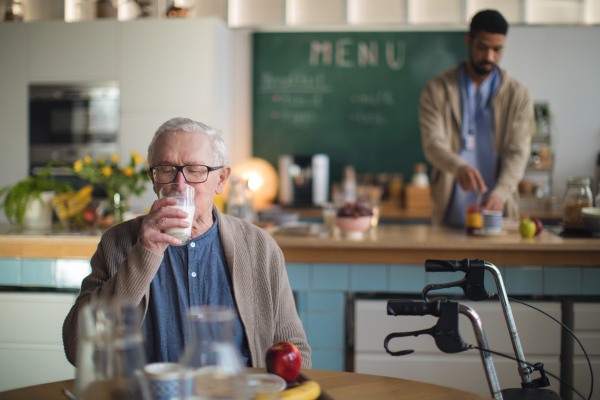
xmin=1 ymin=22 xmax=598 ymax=223
xmin=502 ymin=25 xmax=600 ymax=198
xmin=0 ymin=18 xmax=233 ymax=220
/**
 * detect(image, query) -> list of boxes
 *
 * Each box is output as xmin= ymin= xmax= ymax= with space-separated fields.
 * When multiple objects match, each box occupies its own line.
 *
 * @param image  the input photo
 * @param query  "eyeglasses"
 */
xmin=150 ymin=165 xmax=223 ymax=184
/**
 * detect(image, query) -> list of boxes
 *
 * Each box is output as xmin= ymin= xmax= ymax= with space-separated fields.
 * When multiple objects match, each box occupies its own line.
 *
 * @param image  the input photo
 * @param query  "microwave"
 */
xmin=29 ymin=83 xmax=120 ymax=173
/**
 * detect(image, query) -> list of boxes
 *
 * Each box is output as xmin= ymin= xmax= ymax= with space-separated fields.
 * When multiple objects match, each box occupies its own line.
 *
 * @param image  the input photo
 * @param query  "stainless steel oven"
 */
xmin=29 ymin=83 xmax=120 ymax=189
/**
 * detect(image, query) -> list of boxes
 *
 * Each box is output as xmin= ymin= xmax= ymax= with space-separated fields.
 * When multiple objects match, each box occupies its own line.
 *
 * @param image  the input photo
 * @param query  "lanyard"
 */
xmin=463 ymin=67 xmax=498 ymax=137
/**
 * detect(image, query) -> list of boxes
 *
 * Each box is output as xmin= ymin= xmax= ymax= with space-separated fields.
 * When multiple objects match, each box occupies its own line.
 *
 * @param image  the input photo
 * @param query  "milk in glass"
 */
xmin=166 ymin=200 xmax=194 ymax=244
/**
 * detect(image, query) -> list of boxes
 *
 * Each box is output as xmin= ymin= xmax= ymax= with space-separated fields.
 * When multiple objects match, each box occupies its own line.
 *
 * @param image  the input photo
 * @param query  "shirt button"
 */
xmin=190 ymin=242 xmax=195 ymax=248
xmin=191 ymin=272 xmax=197 ymax=278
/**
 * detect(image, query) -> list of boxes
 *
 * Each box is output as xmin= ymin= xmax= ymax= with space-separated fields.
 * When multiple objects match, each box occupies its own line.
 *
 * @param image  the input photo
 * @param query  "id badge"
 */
xmin=466 ymin=133 xmax=475 ymax=150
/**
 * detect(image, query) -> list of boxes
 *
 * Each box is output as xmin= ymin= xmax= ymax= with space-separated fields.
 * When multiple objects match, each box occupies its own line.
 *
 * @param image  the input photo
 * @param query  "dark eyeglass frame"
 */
xmin=149 ymin=165 xmax=223 ymax=184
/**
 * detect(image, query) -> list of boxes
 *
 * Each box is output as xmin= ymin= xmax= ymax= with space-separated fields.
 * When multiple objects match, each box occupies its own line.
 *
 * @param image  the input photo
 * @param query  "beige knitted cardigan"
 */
xmin=62 ymin=206 xmax=311 ymax=368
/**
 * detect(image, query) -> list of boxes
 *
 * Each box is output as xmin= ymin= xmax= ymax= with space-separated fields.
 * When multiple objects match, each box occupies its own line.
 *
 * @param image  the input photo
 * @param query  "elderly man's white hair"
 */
xmin=147 ymin=117 xmax=229 ymax=167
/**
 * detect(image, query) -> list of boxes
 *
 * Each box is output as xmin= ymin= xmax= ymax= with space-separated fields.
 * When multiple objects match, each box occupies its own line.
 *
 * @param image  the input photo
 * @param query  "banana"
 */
xmin=254 ymin=380 xmax=321 ymax=400
xmin=52 ymin=185 xmax=94 ymax=219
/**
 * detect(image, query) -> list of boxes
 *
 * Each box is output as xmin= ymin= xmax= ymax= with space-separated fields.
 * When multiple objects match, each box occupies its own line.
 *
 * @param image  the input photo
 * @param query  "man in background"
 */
xmin=419 ymin=9 xmax=534 ymax=226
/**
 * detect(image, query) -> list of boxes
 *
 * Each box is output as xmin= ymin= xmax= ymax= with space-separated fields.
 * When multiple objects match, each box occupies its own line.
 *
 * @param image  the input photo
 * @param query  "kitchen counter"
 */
xmin=0 ymin=222 xmax=597 ymax=266
xmin=275 ymin=223 xmax=600 ymax=266
xmin=1 ymin=221 xmax=598 ymax=387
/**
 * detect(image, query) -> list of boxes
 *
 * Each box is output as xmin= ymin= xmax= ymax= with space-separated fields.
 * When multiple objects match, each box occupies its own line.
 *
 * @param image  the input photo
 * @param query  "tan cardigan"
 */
xmin=419 ymin=65 xmax=535 ymax=226
xmin=62 ymin=206 xmax=311 ymax=368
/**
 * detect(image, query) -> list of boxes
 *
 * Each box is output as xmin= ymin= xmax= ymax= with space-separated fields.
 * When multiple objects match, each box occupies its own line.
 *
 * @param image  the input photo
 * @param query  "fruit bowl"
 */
xmin=582 ymin=207 xmax=600 ymax=236
xmin=335 ymin=202 xmax=374 ymax=239
xmin=335 ymin=215 xmax=372 ymax=237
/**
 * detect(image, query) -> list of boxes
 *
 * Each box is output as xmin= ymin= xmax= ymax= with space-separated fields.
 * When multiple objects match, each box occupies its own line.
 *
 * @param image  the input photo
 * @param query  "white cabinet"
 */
xmin=355 ymin=299 xmax=562 ymax=398
xmin=0 ymin=292 xmax=77 ymax=392
xmin=27 ymin=20 xmax=118 ymax=81
xmin=572 ymin=302 xmax=600 ymax=400
xmin=0 ymin=23 xmax=29 ymax=187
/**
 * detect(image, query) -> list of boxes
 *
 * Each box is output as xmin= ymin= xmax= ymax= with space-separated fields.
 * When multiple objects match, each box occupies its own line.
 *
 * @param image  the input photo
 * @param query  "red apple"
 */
xmin=82 ymin=207 xmax=97 ymax=225
xmin=532 ymin=218 xmax=543 ymax=236
xmin=265 ymin=341 xmax=302 ymax=383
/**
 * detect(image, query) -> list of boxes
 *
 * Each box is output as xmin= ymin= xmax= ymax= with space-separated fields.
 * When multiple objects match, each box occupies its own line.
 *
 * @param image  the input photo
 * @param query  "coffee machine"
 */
xmin=278 ymin=154 xmax=329 ymax=206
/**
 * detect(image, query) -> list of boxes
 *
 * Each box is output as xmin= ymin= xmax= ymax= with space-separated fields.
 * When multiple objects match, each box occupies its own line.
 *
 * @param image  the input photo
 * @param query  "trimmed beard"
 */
xmin=469 ymin=57 xmax=496 ymax=76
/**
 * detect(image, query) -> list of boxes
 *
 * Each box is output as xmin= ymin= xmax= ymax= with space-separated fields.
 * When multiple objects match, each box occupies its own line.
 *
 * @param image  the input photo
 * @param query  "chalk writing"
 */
xmin=349 ymin=90 xmax=395 ymax=106
xmin=259 ymin=71 xmax=330 ymax=93
xmin=272 ymin=94 xmax=324 ymax=108
xmin=348 ymin=111 xmax=387 ymax=126
xmin=309 ymin=39 xmax=405 ymax=70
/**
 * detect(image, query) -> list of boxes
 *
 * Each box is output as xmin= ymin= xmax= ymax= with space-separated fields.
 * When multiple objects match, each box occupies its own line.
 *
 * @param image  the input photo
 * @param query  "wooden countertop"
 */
xmin=0 ymin=221 xmax=598 ymax=266
xmin=274 ymin=223 xmax=600 ymax=266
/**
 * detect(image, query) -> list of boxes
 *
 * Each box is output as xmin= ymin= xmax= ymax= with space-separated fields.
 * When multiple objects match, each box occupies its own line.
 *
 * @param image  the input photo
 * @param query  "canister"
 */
xmin=563 ymin=176 xmax=592 ymax=230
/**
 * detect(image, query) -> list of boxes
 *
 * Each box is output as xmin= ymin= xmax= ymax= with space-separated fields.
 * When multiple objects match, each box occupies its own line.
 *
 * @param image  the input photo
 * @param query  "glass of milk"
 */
xmin=159 ymin=183 xmax=195 ymax=245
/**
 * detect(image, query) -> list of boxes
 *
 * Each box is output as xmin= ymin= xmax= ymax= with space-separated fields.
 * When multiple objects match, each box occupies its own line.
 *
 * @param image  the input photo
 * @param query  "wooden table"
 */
xmin=0 ymin=369 xmax=491 ymax=400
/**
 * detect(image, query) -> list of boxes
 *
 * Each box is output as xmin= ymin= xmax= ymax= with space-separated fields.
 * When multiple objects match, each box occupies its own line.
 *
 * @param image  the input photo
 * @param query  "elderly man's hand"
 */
xmin=456 ymin=165 xmax=488 ymax=194
xmin=140 ymin=197 xmax=190 ymax=254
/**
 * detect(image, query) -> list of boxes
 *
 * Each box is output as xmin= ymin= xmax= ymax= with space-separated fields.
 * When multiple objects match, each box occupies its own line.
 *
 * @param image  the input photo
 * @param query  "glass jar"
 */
xmin=563 ymin=177 xmax=592 ymax=230
xmin=226 ymin=176 xmax=254 ymax=222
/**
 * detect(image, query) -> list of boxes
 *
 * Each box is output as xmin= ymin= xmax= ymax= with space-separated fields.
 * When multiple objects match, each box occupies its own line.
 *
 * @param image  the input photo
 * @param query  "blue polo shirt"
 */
xmin=444 ymin=64 xmax=500 ymax=227
xmin=142 ymin=217 xmax=251 ymax=366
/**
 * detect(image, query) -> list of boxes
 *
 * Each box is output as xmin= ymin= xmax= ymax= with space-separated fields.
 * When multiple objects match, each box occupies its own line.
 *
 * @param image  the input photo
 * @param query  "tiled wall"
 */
xmin=286 ymin=262 xmax=600 ymax=371
xmin=0 ymin=258 xmax=91 ymax=289
xmin=2 ymin=257 xmax=599 ymax=372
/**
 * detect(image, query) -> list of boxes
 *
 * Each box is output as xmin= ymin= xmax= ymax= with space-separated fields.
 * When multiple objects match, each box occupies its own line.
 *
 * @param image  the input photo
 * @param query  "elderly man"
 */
xmin=63 ymin=117 xmax=311 ymax=368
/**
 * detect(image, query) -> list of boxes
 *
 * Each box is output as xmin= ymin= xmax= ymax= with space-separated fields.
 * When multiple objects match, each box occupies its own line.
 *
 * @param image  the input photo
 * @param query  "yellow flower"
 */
xmin=98 ymin=157 xmax=105 ymax=165
xmin=73 ymin=160 xmax=83 ymax=172
xmin=102 ymin=166 xmax=112 ymax=176
xmin=133 ymin=152 xmax=142 ymax=165
xmin=124 ymin=166 xmax=134 ymax=177
xmin=111 ymin=154 xmax=119 ymax=163
xmin=83 ymin=156 xmax=92 ymax=165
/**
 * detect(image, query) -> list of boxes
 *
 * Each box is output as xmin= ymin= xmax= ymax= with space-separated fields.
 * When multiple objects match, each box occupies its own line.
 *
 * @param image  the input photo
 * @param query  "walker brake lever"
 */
xmin=384 ymin=300 xmax=468 ymax=356
xmin=422 ymin=259 xmax=490 ymax=302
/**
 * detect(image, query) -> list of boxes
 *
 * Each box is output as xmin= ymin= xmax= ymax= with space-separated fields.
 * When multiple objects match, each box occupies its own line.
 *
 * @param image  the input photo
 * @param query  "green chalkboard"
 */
xmin=252 ymin=31 xmax=467 ymax=183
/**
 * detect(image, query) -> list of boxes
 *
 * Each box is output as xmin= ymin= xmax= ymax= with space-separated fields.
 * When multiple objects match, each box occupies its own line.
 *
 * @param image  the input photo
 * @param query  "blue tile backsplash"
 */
xmin=350 ymin=264 xmax=386 ymax=292
xmin=0 ymin=256 xmax=597 ymax=374
xmin=0 ymin=258 xmax=21 ymax=285
xmin=544 ymin=267 xmax=582 ymax=295
xmin=22 ymin=259 xmax=56 ymax=287
xmin=283 ymin=261 xmax=600 ymax=372
xmin=312 ymin=263 xmax=348 ymax=291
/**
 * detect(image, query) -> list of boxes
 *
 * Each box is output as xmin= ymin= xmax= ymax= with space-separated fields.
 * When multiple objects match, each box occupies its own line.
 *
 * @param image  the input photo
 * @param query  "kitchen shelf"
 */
xmin=520 ymin=102 xmax=553 ymax=198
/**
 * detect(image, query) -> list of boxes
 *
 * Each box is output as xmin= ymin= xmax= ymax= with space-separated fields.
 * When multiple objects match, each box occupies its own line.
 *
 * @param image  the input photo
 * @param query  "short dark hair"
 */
xmin=469 ymin=9 xmax=508 ymax=37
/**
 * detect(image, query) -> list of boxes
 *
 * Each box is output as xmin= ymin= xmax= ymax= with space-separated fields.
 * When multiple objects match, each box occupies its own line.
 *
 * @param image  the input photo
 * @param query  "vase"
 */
xmin=23 ymin=191 xmax=55 ymax=231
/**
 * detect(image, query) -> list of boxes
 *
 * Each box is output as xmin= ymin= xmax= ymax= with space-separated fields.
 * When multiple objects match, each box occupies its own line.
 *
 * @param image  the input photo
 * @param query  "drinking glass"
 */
xmin=159 ymin=183 xmax=195 ymax=245
xmin=179 ymin=306 xmax=247 ymax=400
xmin=75 ymin=299 xmax=151 ymax=400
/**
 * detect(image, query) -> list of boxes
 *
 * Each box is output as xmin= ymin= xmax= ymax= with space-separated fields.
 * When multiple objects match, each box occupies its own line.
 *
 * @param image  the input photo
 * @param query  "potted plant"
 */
xmin=0 ymin=164 xmax=73 ymax=230
xmin=72 ymin=151 xmax=150 ymax=224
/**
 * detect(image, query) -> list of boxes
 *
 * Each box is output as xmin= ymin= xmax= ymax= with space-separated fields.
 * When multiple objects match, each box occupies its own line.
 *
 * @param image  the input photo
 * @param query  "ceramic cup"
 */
xmin=144 ymin=362 xmax=189 ymax=400
xmin=482 ymin=210 xmax=503 ymax=233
